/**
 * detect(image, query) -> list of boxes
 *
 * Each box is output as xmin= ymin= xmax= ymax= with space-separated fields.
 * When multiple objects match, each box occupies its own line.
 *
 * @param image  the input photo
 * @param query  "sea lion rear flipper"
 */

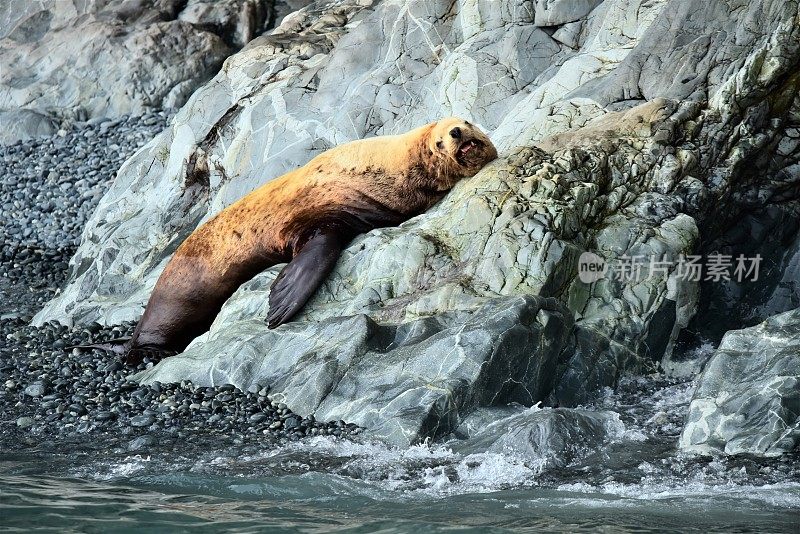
xmin=66 ymin=337 xmax=131 ymax=355
xmin=124 ymin=346 xmax=178 ymax=366
xmin=267 ymin=231 xmax=343 ymax=329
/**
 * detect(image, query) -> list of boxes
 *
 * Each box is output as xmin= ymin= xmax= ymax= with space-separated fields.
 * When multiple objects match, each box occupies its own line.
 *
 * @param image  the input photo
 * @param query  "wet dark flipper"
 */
xmin=267 ymin=231 xmax=343 ymax=329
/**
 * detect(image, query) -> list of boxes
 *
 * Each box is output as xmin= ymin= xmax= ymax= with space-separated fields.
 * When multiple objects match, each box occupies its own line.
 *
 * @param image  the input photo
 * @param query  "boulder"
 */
xmin=138 ymin=295 xmax=574 ymax=446
xmin=454 ymin=405 xmax=625 ymax=469
xmin=0 ymin=0 xmax=278 ymax=127
xmin=0 ymin=109 xmax=57 ymax=144
xmin=679 ymin=307 xmax=800 ymax=456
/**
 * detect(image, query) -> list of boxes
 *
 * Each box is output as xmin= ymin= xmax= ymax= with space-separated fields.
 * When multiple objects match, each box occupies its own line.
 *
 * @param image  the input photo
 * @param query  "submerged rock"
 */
xmin=679 ymin=308 xmax=800 ymax=457
xmin=454 ymin=405 xmax=624 ymax=469
xmin=138 ymin=296 xmax=573 ymax=446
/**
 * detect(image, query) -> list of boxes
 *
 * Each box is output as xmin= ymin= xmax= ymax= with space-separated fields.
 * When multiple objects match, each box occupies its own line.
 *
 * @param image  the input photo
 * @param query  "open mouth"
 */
xmin=457 ymin=139 xmax=482 ymax=163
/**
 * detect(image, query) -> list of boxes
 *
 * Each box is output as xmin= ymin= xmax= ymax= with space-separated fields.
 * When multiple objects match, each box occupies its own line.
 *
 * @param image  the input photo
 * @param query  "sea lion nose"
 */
xmin=449 ymin=127 xmax=462 ymax=139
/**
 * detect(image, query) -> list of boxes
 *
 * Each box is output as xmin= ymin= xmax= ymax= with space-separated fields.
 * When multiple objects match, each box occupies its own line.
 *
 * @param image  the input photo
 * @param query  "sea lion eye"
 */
xmin=436 ymin=140 xmax=444 ymax=149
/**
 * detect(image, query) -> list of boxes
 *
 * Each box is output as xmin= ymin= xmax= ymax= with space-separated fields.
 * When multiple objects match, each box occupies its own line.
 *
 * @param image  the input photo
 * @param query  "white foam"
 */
xmin=557 ymin=479 xmax=800 ymax=508
xmin=236 ymin=436 xmax=542 ymax=496
xmin=88 ymin=454 xmax=152 ymax=480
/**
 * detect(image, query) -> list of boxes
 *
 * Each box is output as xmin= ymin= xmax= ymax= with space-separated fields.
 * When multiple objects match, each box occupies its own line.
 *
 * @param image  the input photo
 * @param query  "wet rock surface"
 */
xmin=680 ymin=308 xmax=800 ymax=456
xmin=454 ymin=405 xmax=625 ymax=469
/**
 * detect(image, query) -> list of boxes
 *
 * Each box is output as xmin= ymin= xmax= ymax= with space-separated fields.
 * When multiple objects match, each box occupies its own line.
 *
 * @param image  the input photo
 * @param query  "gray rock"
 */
xmin=679 ymin=307 xmax=800 ymax=456
xmin=127 ymin=435 xmax=156 ymax=451
xmin=23 ymin=383 xmax=46 ymax=397
xmin=129 ymin=414 xmax=156 ymax=428
xmin=454 ymin=406 xmax=625 ymax=469
xmin=0 ymin=109 xmax=57 ymax=144
xmin=16 ymin=416 xmax=34 ymax=428
xmin=0 ymin=0 xmax=279 ymax=122
xmin=671 ymin=203 xmax=800 ymax=345
xmin=179 ymin=0 xmax=274 ymax=48
xmin=534 ymin=0 xmax=603 ymax=27
xmin=138 ymin=295 xmax=573 ymax=446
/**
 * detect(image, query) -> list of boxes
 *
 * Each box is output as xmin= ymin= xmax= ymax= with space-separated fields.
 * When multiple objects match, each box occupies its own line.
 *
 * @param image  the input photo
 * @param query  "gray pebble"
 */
xmin=24 ymin=383 xmax=46 ymax=397
xmin=127 ymin=435 xmax=155 ymax=450
xmin=16 ymin=416 xmax=35 ymax=428
xmin=130 ymin=414 xmax=155 ymax=427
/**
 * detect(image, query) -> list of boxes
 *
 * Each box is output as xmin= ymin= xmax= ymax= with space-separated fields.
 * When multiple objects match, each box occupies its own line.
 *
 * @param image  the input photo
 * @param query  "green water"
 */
xmin=2 ymin=469 xmax=798 ymax=533
xmin=2 ymin=380 xmax=798 ymax=532
xmin=2 ymin=436 xmax=798 ymax=533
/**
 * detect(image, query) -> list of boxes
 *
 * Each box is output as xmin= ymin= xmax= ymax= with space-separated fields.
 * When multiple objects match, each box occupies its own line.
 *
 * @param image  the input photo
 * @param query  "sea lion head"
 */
xmin=428 ymin=117 xmax=498 ymax=180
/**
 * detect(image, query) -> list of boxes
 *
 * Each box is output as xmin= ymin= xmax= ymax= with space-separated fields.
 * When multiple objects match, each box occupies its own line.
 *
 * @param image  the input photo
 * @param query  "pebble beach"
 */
xmin=0 ymin=114 xmax=358 ymax=453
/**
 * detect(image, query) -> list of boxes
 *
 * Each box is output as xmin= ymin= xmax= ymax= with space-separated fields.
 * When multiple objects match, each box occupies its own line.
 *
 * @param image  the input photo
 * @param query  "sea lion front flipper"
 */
xmin=267 ymin=231 xmax=343 ymax=329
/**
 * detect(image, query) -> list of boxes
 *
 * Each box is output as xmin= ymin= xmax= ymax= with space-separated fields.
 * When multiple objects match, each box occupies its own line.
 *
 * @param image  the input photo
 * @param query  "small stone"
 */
xmin=16 ymin=417 xmax=35 ymax=428
xmin=283 ymin=415 xmax=301 ymax=430
xmin=127 ymin=435 xmax=155 ymax=450
xmin=248 ymin=413 xmax=268 ymax=424
xmin=130 ymin=414 xmax=155 ymax=427
xmin=24 ymin=383 xmax=47 ymax=397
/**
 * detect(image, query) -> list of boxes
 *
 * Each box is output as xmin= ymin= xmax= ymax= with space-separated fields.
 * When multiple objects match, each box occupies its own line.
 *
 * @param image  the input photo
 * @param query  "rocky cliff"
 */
xmin=28 ymin=0 xmax=800 ymax=450
xmin=0 ymin=0 xmax=311 ymax=143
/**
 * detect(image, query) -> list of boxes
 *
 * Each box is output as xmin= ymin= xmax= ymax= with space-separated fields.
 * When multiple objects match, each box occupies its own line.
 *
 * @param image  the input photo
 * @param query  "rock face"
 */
xmin=33 ymin=0 xmax=800 ymax=443
xmin=138 ymin=296 xmax=573 ymax=446
xmin=679 ymin=308 xmax=800 ymax=456
xmin=0 ymin=0 xmax=283 ymax=141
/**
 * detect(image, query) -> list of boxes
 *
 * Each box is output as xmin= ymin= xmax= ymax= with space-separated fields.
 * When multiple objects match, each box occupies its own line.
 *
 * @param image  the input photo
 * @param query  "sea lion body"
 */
xmin=89 ymin=118 xmax=497 ymax=363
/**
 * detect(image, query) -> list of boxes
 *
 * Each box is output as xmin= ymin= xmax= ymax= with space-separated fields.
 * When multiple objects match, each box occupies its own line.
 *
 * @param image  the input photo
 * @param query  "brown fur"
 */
xmin=116 ymin=118 xmax=497 ymax=362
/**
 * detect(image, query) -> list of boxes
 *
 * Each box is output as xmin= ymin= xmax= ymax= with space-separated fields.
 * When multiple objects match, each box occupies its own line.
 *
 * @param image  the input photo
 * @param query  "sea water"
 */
xmin=2 ymin=378 xmax=798 ymax=532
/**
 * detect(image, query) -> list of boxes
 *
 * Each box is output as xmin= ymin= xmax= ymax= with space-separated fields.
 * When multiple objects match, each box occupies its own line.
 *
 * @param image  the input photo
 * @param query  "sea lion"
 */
xmin=77 ymin=117 xmax=497 ymax=364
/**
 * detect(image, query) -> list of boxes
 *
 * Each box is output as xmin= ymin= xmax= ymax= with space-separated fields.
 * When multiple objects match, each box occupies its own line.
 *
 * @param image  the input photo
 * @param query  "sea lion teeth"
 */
xmin=459 ymin=140 xmax=479 ymax=156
